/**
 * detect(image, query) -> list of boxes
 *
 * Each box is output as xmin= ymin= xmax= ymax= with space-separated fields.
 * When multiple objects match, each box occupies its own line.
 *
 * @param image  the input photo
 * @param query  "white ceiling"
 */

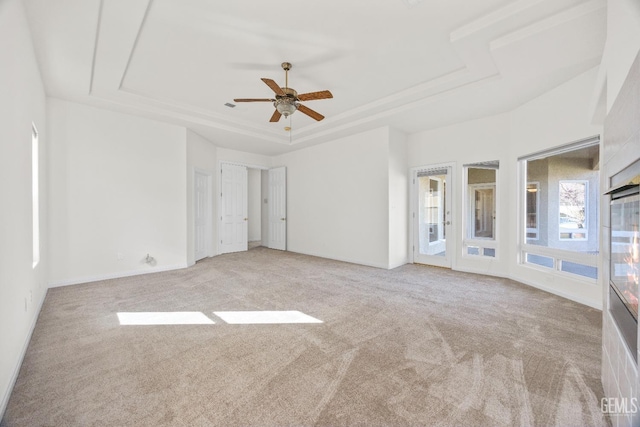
xmin=23 ymin=0 xmax=606 ymax=155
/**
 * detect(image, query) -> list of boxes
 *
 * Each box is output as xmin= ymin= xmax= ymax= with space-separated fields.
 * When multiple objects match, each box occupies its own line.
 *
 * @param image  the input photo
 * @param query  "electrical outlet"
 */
xmin=24 ymin=297 xmax=27 ymax=312
xmin=117 ymin=252 xmax=124 ymax=261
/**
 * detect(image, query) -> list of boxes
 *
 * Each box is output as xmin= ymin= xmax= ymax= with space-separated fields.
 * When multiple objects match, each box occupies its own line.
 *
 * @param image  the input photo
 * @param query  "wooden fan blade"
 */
xmin=261 ymin=78 xmax=285 ymax=96
xmin=297 ymin=90 xmax=333 ymax=101
xmin=269 ymin=109 xmax=282 ymax=122
xmin=233 ymin=98 xmax=274 ymax=102
xmin=297 ymin=104 xmax=325 ymax=121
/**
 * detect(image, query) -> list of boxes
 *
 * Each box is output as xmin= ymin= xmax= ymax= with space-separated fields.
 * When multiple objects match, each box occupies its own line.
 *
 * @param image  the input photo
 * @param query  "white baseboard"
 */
xmin=506 ymin=273 xmax=602 ymax=310
xmin=1 ymin=288 xmax=47 ymax=419
xmin=414 ymin=263 xmax=601 ymax=310
xmin=47 ymin=263 xmax=189 ymax=288
xmin=388 ymin=258 xmax=409 ymax=270
xmin=288 ymin=249 xmax=390 ymax=270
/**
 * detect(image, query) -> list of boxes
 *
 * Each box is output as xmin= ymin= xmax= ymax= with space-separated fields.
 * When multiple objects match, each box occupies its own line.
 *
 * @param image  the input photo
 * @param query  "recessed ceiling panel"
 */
xmin=120 ymin=0 xmax=469 ymax=128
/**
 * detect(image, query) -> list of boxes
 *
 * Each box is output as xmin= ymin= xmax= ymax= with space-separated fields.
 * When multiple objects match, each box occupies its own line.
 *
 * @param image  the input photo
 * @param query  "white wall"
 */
xmin=186 ymin=130 xmax=217 ymax=265
xmin=247 ymin=168 xmax=262 ymax=242
xmin=48 ymin=99 xmax=188 ymax=286
xmin=0 ymin=0 xmax=48 ymax=416
xmin=388 ymin=128 xmax=408 ymax=268
xmin=408 ymin=67 xmax=603 ymax=307
xmin=274 ymin=127 xmax=392 ymax=268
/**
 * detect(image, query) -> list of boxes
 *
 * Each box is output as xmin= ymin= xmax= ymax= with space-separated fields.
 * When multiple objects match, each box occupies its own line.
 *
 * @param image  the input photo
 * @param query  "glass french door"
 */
xmin=414 ymin=165 xmax=453 ymax=268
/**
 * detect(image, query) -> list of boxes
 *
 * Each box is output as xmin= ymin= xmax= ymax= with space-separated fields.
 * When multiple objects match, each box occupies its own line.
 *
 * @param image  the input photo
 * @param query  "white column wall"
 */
xmin=186 ymin=130 xmax=217 ymax=265
xmin=47 ymin=99 xmax=188 ymax=286
xmin=0 ymin=0 xmax=48 ymax=416
xmin=388 ymin=128 xmax=409 ymax=269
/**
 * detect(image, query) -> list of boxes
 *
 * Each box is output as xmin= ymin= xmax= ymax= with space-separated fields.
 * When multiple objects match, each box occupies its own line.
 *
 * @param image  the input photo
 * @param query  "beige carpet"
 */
xmin=2 ymin=248 xmax=609 ymax=426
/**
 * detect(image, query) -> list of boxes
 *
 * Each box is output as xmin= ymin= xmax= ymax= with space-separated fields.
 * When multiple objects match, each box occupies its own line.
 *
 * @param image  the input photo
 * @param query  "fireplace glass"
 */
xmin=610 ymin=192 xmax=639 ymax=320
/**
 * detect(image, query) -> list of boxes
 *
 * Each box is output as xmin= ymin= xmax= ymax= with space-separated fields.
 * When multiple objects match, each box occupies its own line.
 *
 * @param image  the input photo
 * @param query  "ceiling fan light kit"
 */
xmin=233 ymin=62 xmax=333 ymax=123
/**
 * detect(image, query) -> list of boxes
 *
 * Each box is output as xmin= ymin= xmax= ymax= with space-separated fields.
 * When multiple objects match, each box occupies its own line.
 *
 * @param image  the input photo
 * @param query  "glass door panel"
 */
xmin=414 ymin=166 xmax=452 ymax=267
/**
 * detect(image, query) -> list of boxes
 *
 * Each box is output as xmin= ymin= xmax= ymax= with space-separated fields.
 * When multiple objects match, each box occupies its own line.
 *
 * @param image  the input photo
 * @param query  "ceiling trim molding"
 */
xmin=88 ymin=0 xmax=105 ymax=94
xmin=290 ymin=73 xmax=502 ymax=145
xmin=490 ymin=0 xmax=606 ymax=51
xmin=118 ymin=0 xmax=154 ymax=90
xmin=87 ymin=92 xmax=289 ymax=145
xmin=117 ymin=86 xmax=286 ymax=138
xmin=450 ymin=0 xmax=546 ymax=42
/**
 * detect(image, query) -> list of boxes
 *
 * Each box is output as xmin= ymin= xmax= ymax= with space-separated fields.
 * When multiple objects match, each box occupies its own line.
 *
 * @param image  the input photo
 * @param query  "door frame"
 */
xmin=216 ymin=161 xmax=270 ymax=255
xmin=409 ymin=161 xmax=456 ymax=268
xmin=267 ymin=166 xmax=287 ymax=251
xmin=194 ymin=168 xmax=213 ymax=261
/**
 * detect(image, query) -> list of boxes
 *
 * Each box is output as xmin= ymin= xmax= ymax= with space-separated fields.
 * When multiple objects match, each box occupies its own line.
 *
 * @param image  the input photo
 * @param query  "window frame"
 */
xmin=517 ymin=136 xmax=600 ymax=283
xmin=525 ymin=182 xmax=540 ymax=240
xmin=467 ymin=183 xmax=496 ymax=240
xmin=462 ymin=163 xmax=499 ymax=259
xmin=558 ymin=179 xmax=588 ymax=241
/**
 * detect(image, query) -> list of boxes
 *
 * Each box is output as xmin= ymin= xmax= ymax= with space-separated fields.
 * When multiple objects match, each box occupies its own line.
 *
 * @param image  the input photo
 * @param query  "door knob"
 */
xmin=244 ymin=218 xmax=248 ymax=221
xmin=281 ymin=218 xmax=286 ymax=221
xmin=445 ymin=221 xmax=451 ymax=225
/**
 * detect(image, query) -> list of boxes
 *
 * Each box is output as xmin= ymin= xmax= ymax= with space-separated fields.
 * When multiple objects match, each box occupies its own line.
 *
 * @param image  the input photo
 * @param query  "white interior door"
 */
xmin=194 ymin=170 xmax=211 ymax=261
xmin=413 ymin=165 xmax=453 ymax=268
xmin=220 ymin=163 xmax=248 ymax=254
xmin=268 ymin=167 xmax=286 ymax=250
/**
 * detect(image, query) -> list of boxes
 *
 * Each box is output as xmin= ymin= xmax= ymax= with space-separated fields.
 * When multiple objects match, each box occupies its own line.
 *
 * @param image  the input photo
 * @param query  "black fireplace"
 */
xmin=608 ymin=183 xmax=639 ymax=362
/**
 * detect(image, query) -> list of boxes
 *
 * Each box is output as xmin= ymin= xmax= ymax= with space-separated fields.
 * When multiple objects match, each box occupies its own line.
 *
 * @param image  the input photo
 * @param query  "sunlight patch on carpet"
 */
xmin=117 ymin=312 xmax=215 ymax=325
xmin=213 ymin=310 xmax=323 ymax=324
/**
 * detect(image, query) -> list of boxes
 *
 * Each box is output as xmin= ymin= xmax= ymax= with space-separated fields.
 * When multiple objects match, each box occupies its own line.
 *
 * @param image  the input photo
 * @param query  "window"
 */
xmin=526 ymin=183 xmax=539 ymax=239
xmin=32 ymin=123 xmax=39 ymax=268
xmin=463 ymin=162 xmax=498 ymax=258
xmin=519 ymin=137 xmax=599 ymax=280
xmin=558 ymin=180 xmax=587 ymax=240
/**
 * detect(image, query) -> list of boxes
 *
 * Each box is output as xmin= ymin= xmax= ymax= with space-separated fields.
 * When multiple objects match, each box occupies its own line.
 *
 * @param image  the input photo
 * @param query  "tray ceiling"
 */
xmin=23 ymin=0 xmax=606 ymax=155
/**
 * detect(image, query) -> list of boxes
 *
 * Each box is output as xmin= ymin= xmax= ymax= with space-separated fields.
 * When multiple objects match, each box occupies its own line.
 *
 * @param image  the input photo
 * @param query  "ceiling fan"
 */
xmin=233 ymin=62 xmax=333 ymax=122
